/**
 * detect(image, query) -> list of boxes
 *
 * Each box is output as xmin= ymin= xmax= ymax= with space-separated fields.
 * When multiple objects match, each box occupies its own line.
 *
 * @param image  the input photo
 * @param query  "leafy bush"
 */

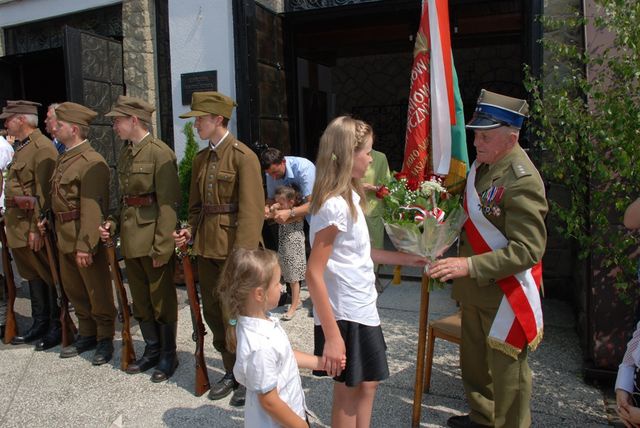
xmin=178 ymin=122 xmax=199 ymax=221
xmin=525 ymin=0 xmax=640 ymax=298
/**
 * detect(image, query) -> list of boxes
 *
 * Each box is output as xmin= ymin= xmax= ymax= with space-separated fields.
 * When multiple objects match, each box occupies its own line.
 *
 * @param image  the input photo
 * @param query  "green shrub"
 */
xmin=525 ymin=0 xmax=640 ymax=299
xmin=178 ymin=122 xmax=199 ymax=221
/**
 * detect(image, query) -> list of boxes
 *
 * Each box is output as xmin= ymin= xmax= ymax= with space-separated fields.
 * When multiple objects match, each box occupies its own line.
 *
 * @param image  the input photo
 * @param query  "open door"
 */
xmin=63 ymin=26 xmax=124 ymax=212
xmin=233 ymin=1 xmax=291 ymax=154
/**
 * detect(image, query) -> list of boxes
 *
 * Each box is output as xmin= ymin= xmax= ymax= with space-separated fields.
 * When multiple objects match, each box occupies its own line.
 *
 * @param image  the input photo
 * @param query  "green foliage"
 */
xmin=178 ymin=122 xmax=199 ymax=221
xmin=525 ymin=0 xmax=640 ymax=299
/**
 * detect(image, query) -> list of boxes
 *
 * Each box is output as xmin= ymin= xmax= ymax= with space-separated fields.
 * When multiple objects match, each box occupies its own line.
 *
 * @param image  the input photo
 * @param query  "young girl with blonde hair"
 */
xmin=306 ymin=115 xmax=426 ymax=427
xmin=219 ymin=248 xmax=337 ymax=427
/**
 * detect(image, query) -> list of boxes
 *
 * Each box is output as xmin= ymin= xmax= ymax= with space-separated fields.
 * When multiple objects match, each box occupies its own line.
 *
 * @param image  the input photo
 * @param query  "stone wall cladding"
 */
xmin=122 ymin=0 xmax=158 ymax=129
xmin=257 ymin=0 xmax=284 ymax=12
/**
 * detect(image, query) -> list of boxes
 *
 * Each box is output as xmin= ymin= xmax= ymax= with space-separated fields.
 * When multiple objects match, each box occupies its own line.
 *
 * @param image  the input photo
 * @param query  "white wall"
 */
xmin=169 ymin=0 xmax=237 ymax=162
xmin=0 ymin=0 xmax=120 ymax=27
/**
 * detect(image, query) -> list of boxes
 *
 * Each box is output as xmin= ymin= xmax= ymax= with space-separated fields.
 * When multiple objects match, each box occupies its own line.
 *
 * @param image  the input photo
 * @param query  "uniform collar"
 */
xmin=209 ymin=130 xmax=230 ymax=151
xmin=481 ymin=144 xmax=521 ymax=179
xmin=129 ymin=133 xmax=152 ymax=155
xmin=62 ymin=139 xmax=90 ymax=158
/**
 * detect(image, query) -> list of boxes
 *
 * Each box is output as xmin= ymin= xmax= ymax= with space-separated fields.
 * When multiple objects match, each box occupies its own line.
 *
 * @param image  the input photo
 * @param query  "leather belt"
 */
xmin=56 ymin=210 xmax=80 ymax=223
xmin=122 ymin=193 xmax=156 ymax=207
xmin=203 ymin=203 xmax=238 ymax=215
xmin=5 ymin=196 xmax=37 ymax=210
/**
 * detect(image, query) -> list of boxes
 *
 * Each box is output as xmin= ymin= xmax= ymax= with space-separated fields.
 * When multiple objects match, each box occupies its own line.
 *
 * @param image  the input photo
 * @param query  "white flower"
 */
xmin=419 ymin=180 xmax=447 ymax=197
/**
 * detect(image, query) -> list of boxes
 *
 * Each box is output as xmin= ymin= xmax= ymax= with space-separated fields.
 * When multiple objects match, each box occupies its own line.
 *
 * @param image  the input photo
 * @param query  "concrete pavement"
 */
xmin=0 ymin=276 xmax=609 ymax=427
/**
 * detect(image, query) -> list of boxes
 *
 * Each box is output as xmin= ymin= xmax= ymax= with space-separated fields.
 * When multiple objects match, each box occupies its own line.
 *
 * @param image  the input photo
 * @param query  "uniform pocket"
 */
xmin=217 ymin=170 xmax=236 ymax=199
xmin=10 ymin=161 xmax=33 ymax=185
xmin=135 ymin=205 xmax=157 ymax=225
xmin=129 ymin=162 xmax=154 ymax=195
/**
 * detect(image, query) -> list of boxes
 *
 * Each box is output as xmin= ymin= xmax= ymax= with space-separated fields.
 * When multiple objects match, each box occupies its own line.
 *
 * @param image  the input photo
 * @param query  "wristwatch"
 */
xmin=289 ymin=208 xmax=296 ymax=218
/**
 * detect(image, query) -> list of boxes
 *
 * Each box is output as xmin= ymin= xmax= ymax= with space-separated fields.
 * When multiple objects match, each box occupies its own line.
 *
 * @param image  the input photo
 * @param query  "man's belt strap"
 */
xmin=122 ymin=193 xmax=156 ymax=207
xmin=203 ymin=203 xmax=238 ymax=214
xmin=5 ymin=196 xmax=37 ymax=210
xmin=56 ymin=210 xmax=80 ymax=223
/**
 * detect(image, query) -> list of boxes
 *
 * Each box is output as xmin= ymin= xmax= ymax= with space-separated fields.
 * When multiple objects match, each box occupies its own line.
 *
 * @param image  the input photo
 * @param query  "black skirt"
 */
xmin=313 ymin=320 xmax=389 ymax=387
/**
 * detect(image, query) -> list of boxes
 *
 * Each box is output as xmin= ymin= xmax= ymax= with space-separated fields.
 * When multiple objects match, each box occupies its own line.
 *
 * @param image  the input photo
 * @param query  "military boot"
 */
xmin=151 ymin=322 xmax=178 ymax=382
xmin=92 ymin=338 xmax=114 ymax=365
xmin=35 ymin=284 xmax=62 ymax=351
xmin=126 ymin=321 xmax=161 ymax=374
xmin=12 ymin=279 xmax=49 ymax=345
xmin=60 ymin=334 xmax=97 ymax=358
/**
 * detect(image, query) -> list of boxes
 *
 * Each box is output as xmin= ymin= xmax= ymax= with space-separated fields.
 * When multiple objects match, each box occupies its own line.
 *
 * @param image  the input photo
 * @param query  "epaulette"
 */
xmin=511 ymin=162 xmax=532 ymax=179
xmin=232 ymin=141 xmax=247 ymax=154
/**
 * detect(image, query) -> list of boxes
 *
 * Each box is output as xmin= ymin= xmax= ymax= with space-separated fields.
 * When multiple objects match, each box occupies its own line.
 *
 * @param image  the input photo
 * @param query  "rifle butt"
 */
xmin=60 ymin=300 xmax=77 ymax=347
xmin=194 ymin=357 xmax=211 ymax=396
xmin=3 ymin=312 xmax=17 ymax=344
xmin=120 ymin=336 xmax=136 ymax=371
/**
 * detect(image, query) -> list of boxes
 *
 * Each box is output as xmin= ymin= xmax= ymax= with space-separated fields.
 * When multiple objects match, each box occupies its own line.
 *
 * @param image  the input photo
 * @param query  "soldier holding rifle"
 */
xmin=1 ymin=100 xmax=60 ymax=350
xmin=44 ymin=102 xmax=116 ymax=365
xmin=174 ymin=92 xmax=265 ymax=406
xmin=99 ymin=95 xmax=180 ymax=382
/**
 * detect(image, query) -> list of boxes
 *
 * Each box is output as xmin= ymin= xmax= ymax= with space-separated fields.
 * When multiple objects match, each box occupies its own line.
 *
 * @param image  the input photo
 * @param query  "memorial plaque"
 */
xmin=181 ymin=71 xmax=217 ymax=105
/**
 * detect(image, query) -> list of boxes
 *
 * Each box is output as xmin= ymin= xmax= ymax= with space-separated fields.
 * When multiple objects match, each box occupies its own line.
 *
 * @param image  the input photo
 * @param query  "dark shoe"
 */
xmin=447 ymin=415 xmax=491 ymax=428
xmin=151 ymin=323 xmax=178 ymax=382
xmin=208 ymin=372 xmax=237 ymax=400
xmin=0 ymin=325 xmax=4 ymax=338
xmin=12 ymin=279 xmax=49 ymax=345
xmin=126 ymin=321 xmax=161 ymax=374
xmin=229 ymin=384 xmax=246 ymax=407
xmin=35 ymin=321 xmax=62 ymax=351
xmin=92 ymin=339 xmax=114 ymax=365
xmin=60 ymin=335 xmax=97 ymax=358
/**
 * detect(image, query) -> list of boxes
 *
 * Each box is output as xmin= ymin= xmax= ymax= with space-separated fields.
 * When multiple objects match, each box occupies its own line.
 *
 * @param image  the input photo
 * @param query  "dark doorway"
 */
xmin=0 ymin=48 xmax=66 ymax=133
xmin=282 ymin=0 xmax=537 ymax=167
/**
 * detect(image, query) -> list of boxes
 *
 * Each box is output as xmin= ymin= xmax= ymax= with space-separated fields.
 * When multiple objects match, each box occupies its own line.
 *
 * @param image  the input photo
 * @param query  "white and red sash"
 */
xmin=463 ymin=161 xmax=543 ymax=358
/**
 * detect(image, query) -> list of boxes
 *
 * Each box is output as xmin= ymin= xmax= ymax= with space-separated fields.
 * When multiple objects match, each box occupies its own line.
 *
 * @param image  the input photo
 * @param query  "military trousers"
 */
xmin=59 ymin=245 xmax=116 ymax=341
xmin=461 ymin=303 xmax=532 ymax=428
xmin=197 ymin=256 xmax=234 ymax=373
xmin=125 ymin=254 xmax=177 ymax=324
xmin=11 ymin=246 xmax=53 ymax=285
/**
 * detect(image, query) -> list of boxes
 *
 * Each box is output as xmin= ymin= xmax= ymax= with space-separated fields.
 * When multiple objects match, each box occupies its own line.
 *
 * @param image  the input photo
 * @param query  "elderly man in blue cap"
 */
xmin=428 ymin=89 xmax=548 ymax=428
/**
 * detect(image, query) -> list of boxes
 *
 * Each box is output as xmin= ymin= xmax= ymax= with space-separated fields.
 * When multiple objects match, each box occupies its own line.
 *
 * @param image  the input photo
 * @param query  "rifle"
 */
xmin=102 ymin=221 xmax=136 ymax=371
xmin=177 ymin=228 xmax=210 ymax=396
xmin=0 ymin=218 xmax=17 ymax=344
xmin=39 ymin=212 xmax=77 ymax=347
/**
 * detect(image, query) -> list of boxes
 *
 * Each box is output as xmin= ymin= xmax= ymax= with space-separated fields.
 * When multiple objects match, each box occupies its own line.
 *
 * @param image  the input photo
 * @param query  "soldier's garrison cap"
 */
xmin=466 ymin=89 xmax=529 ymax=130
xmin=105 ymin=95 xmax=155 ymax=123
xmin=55 ymin=102 xmax=98 ymax=127
xmin=179 ymin=91 xmax=237 ymax=119
xmin=0 ymin=100 xmax=42 ymax=119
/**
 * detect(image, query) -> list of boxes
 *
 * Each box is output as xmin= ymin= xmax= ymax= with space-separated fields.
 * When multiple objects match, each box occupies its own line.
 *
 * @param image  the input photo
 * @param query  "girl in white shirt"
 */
xmin=306 ymin=116 xmax=426 ymax=427
xmin=219 ymin=248 xmax=336 ymax=428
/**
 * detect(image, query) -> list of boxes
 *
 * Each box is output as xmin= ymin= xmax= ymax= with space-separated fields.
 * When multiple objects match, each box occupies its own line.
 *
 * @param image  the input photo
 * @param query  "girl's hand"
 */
xmin=322 ymin=336 xmax=346 ymax=377
xmin=617 ymin=389 xmax=640 ymax=427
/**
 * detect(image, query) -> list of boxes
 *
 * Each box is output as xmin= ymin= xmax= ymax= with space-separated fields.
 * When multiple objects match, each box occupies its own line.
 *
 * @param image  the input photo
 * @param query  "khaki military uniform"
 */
xmin=188 ymin=132 xmax=264 ymax=371
xmin=452 ymin=145 xmax=548 ymax=428
xmin=112 ymin=134 xmax=179 ymax=323
xmin=4 ymin=129 xmax=56 ymax=284
xmin=51 ymin=141 xmax=116 ymax=340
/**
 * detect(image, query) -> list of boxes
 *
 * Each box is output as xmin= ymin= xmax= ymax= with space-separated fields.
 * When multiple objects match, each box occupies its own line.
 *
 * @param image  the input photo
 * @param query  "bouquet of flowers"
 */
xmin=377 ymin=172 xmax=467 ymax=290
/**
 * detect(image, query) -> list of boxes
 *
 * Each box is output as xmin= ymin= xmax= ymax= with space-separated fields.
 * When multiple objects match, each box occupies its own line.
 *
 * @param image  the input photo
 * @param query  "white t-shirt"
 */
xmin=234 ymin=315 xmax=307 ymax=427
xmin=0 ymin=136 xmax=14 ymax=209
xmin=309 ymin=191 xmax=379 ymax=326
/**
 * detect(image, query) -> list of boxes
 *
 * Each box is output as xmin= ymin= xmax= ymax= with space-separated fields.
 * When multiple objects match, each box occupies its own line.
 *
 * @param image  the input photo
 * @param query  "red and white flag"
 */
xmin=404 ymin=0 xmax=465 ymax=184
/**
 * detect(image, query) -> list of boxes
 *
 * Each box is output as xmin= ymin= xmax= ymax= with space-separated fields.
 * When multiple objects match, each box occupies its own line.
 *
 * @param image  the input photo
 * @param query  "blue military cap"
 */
xmin=466 ymin=89 xmax=529 ymax=130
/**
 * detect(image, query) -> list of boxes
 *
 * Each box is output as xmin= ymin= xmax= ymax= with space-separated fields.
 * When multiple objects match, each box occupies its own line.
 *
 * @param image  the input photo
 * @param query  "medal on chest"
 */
xmin=478 ymin=185 xmax=505 ymax=217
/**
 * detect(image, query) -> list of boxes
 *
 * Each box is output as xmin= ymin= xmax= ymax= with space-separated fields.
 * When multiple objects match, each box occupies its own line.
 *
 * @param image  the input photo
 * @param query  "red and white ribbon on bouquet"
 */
xmin=463 ymin=162 xmax=543 ymax=358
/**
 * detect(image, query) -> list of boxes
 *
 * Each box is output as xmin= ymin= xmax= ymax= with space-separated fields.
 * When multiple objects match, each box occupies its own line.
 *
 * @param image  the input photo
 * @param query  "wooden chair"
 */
xmin=423 ymin=311 xmax=462 ymax=393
